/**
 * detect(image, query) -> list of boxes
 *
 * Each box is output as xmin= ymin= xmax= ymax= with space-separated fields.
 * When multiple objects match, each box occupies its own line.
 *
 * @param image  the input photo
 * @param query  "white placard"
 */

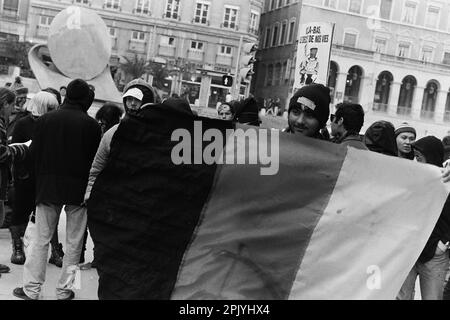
xmin=294 ymin=22 xmax=335 ymax=91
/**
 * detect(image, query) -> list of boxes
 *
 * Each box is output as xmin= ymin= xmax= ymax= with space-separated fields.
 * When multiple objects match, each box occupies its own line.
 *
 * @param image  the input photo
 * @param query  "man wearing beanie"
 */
xmin=284 ymin=84 xmax=331 ymax=139
xmin=395 ymin=122 xmax=416 ymax=160
xmin=14 ymin=79 xmax=101 ymax=300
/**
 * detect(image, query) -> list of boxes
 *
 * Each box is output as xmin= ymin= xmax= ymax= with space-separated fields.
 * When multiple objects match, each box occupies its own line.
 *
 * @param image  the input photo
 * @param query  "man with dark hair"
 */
xmin=330 ymin=103 xmax=368 ymax=150
xmin=13 ymin=79 xmax=101 ymax=300
xmin=284 ymin=84 xmax=331 ymax=140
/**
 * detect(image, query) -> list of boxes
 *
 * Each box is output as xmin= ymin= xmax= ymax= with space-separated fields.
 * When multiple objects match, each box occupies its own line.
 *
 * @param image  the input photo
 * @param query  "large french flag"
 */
xmin=87 ymin=101 xmax=450 ymax=300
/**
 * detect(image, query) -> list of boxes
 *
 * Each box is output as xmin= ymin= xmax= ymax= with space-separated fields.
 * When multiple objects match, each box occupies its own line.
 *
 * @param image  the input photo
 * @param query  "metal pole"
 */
xmin=233 ymin=35 xmax=244 ymax=100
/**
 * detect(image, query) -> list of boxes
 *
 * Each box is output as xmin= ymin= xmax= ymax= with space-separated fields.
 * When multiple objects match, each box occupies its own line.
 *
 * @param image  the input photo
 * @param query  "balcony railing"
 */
xmin=187 ymin=49 xmax=204 ymax=62
xmin=420 ymin=110 xmax=435 ymax=120
xmin=397 ymin=106 xmax=412 ymax=117
xmin=36 ymin=25 xmax=50 ymax=38
xmin=215 ymin=54 xmax=232 ymax=66
xmin=248 ymin=27 xmax=259 ymax=35
xmin=128 ymin=40 xmax=146 ymax=53
xmin=158 ymin=45 xmax=176 ymax=57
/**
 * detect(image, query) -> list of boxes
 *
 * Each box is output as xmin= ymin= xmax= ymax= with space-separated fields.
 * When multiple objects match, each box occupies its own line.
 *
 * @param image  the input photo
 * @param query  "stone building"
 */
xmin=26 ymin=0 xmax=263 ymax=108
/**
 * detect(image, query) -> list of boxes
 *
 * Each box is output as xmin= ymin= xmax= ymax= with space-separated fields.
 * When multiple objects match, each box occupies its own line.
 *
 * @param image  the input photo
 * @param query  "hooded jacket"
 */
xmin=364 ymin=121 xmax=397 ymax=156
xmin=412 ymin=136 xmax=450 ymax=263
xmin=84 ymin=80 xmax=162 ymax=201
xmin=122 ymin=79 xmax=160 ymax=114
xmin=31 ymin=88 xmax=101 ymax=205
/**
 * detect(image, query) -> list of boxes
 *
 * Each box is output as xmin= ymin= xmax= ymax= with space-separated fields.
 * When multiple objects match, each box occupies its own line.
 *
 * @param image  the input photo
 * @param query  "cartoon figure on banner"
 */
xmin=300 ymin=45 xmax=319 ymax=85
xmin=299 ymin=46 xmax=319 ymax=86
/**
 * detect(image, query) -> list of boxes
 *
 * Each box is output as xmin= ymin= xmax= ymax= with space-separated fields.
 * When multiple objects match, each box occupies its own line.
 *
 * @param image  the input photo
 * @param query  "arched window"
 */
xmin=397 ymin=75 xmax=416 ymax=116
xmin=373 ymin=71 xmax=393 ymax=112
xmin=328 ymin=61 xmax=338 ymax=104
xmin=344 ymin=65 xmax=363 ymax=104
xmin=421 ymin=80 xmax=439 ymax=119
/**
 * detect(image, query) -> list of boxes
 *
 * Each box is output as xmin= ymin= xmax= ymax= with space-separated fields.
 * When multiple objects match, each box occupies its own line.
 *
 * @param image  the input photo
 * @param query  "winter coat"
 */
xmin=412 ymin=136 xmax=450 ymax=263
xmin=87 ymin=98 xmax=201 ymax=299
xmin=30 ymin=101 xmax=101 ymax=206
xmin=333 ymin=133 xmax=368 ymax=150
xmin=10 ymin=115 xmax=39 ymax=223
xmin=0 ymin=117 xmax=28 ymax=201
xmin=84 ymin=80 xmax=159 ymax=201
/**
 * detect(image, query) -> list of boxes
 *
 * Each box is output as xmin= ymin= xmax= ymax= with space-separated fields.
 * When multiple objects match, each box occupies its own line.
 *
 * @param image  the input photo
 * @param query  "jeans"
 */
xmin=23 ymin=203 xmax=87 ymax=300
xmin=397 ymin=251 xmax=450 ymax=300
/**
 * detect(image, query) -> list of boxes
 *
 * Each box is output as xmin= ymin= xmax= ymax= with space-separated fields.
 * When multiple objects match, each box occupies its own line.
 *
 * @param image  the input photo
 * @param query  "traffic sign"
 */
xmin=222 ymin=75 xmax=233 ymax=87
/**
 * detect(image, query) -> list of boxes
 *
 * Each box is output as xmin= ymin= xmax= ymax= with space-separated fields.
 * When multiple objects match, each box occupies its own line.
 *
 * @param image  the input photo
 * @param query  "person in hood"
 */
xmin=83 ymin=79 xmax=159 ymax=205
xmin=395 ymin=122 xmax=416 ymax=160
xmin=122 ymin=78 xmax=160 ymax=116
xmin=14 ymin=79 xmax=101 ymax=300
xmin=234 ymin=97 xmax=261 ymax=126
xmin=364 ymin=121 xmax=397 ymax=156
xmin=397 ymin=136 xmax=450 ymax=300
xmin=284 ymin=84 xmax=331 ymax=140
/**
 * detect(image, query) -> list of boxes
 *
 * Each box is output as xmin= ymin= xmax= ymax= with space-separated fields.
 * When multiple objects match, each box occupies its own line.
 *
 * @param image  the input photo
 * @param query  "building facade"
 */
xmin=253 ymin=0 xmax=302 ymax=112
xmin=0 ymin=0 xmax=31 ymax=70
xmin=256 ymin=0 xmax=450 ymax=137
xmin=26 ymin=0 xmax=262 ymax=108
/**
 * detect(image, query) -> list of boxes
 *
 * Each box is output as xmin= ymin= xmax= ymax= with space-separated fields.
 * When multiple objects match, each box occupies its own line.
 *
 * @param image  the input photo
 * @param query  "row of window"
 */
xmin=70 ymin=0 xmax=260 ymax=32
xmin=159 ymin=35 xmax=234 ymax=56
xmin=266 ymin=0 xmax=299 ymax=12
xmin=262 ymin=19 xmax=297 ymax=49
xmin=322 ymin=0 xmax=449 ymax=31
xmin=342 ymin=30 xmax=450 ymax=65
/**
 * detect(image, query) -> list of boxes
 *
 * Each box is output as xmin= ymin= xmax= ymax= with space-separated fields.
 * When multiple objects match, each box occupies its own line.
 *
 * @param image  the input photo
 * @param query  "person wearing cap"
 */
xmin=330 ymin=103 xmax=368 ymax=150
xmin=14 ymin=79 xmax=101 ymax=300
xmin=284 ymin=84 xmax=331 ymax=140
xmin=83 ymin=79 xmax=158 ymax=206
xmin=397 ymin=136 xmax=450 ymax=300
xmin=395 ymin=122 xmax=416 ymax=160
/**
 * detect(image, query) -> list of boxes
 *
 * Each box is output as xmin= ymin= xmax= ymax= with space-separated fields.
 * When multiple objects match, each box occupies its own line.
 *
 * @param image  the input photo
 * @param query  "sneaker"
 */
xmin=58 ymin=290 xmax=75 ymax=301
xmin=13 ymin=287 xmax=36 ymax=300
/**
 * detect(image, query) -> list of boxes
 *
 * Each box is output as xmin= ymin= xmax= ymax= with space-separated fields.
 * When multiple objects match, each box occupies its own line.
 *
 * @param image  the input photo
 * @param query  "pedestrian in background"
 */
xmin=0 ymin=87 xmax=29 ymax=277
xmin=13 ymin=79 xmax=101 ymax=300
xmin=397 ymin=136 xmax=450 ymax=300
xmin=395 ymin=122 xmax=416 ymax=160
xmin=8 ymin=92 xmax=61 ymax=266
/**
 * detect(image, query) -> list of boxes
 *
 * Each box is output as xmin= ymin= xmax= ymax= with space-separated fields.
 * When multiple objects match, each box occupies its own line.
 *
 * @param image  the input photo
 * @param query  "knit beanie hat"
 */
xmin=395 ymin=122 xmax=416 ymax=138
xmin=289 ymin=84 xmax=331 ymax=128
xmin=413 ymin=136 xmax=444 ymax=167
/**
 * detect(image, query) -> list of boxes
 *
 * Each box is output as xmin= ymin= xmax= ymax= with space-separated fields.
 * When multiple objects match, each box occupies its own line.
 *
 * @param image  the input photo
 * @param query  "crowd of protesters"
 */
xmin=0 ymin=76 xmax=450 ymax=300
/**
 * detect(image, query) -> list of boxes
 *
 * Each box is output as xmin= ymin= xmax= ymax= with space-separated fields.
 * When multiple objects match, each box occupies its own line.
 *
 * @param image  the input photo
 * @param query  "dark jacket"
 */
xmin=11 ymin=115 xmax=39 ymax=224
xmin=413 ymin=136 xmax=450 ymax=263
xmin=0 ymin=117 xmax=28 ymax=201
xmin=333 ymin=133 xmax=368 ymax=150
xmin=364 ymin=121 xmax=397 ymax=156
xmin=31 ymin=101 xmax=101 ymax=205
